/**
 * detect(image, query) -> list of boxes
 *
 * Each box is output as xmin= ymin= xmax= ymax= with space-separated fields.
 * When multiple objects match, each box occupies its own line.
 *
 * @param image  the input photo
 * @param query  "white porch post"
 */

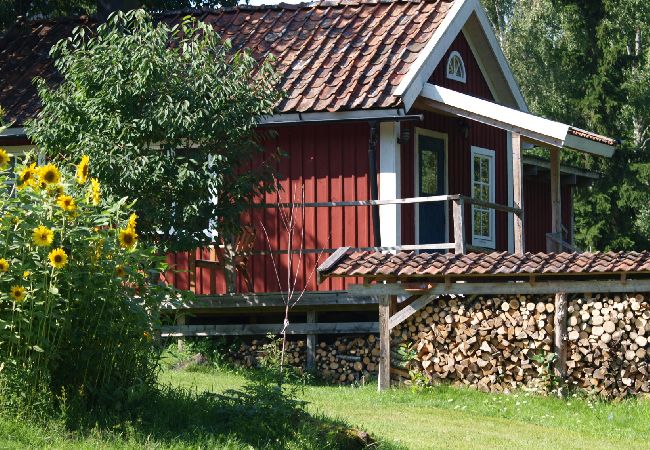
xmin=379 ymin=121 xmax=401 ymax=249
xmin=512 ymin=132 xmax=524 ymax=254
xmin=550 ymin=147 xmax=562 ymax=252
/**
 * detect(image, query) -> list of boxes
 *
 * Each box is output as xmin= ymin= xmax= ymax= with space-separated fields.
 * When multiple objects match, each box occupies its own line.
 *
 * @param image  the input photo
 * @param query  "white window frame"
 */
xmin=471 ymin=146 xmax=495 ymax=249
xmin=446 ymin=51 xmax=466 ymax=83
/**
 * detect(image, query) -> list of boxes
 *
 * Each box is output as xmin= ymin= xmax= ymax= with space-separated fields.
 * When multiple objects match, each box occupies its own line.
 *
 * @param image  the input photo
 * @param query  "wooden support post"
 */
xmin=453 ymin=197 xmax=466 ymax=254
xmin=176 ymin=313 xmax=186 ymax=352
xmin=554 ymin=292 xmax=568 ymax=381
xmin=306 ymin=310 xmax=317 ymax=370
xmin=378 ymin=295 xmax=391 ymax=391
xmin=550 ymin=147 xmax=562 ymax=252
xmin=512 ymin=132 xmax=524 ymax=254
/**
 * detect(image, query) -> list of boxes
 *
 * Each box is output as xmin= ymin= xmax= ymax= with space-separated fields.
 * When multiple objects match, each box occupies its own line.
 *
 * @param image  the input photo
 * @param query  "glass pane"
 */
xmin=480 ymin=184 xmax=489 ymax=201
xmin=473 ymin=157 xmax=480 ymax=181
xmin=481 ymin=158 xmax=489 ymax=182
xmin=420 ymin=149 xmax=438 ymax=195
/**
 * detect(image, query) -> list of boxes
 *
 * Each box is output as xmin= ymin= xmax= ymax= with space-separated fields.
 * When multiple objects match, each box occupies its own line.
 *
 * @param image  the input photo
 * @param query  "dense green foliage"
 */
xmin=28 ymin=9 xmax=281 ymax=253
xmin=0 ymin=0 xmax=238 ymax=32
xmin=0 ymin=155 xmax=172 ymax=415
xmin=482 ymin=0 xmax=650 ymax=251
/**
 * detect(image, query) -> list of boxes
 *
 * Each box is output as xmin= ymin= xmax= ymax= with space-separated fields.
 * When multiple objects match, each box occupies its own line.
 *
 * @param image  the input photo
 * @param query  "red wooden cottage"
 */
xmin=0 ymin=0 xmax=616 ymax=303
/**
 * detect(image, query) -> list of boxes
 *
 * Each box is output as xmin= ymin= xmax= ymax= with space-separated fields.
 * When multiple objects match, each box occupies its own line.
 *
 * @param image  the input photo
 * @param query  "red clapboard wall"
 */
xmin=166 ymin=122 xmax=375 ymax=294
xmin=524 ymin=178 xmax=573 ymax=253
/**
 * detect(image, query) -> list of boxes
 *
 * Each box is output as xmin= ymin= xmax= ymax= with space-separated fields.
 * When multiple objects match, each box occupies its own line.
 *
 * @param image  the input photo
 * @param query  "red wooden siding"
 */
xmin=402 ymin=31 xmax=508 ymax=250
xmin=166 ymin=122 xmax=374 ymax=294
xmin=524 ymin=178 xmax=573 ymax=253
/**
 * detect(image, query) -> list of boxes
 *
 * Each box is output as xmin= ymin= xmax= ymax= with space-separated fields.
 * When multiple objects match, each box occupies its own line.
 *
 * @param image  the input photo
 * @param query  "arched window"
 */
xmin=446 ymin=51 xmax=466 ymax=83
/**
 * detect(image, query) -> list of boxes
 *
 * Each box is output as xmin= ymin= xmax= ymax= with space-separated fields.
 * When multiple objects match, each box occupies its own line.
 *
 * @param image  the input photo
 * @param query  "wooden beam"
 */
xmin=453 ymin=198 xmax=466 ymax=254
xmin=349 ymin=278 xmax=650 ymax=296
xmin=550 ymin=148 xmax=562 ymax=252
xmin=161 ymin=321 xmax=379 ymax=337
xmin=554 ymin=292 xmax=568 ymax=382
xmin=378 ymin=295 xmax=390 ymax=391
xmin=306 ymin=311 xmax=317 ymax=370
xmin=512 ymin=132 xmax=524 ymax=254
xmin=388 ymin=292 xmax=440 ymax=330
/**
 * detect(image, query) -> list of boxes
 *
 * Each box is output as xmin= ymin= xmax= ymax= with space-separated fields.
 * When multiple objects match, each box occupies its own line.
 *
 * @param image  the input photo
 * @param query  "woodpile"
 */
xmin=227 ymin=335 xmax=379 ymax=384
xmin=393 ymin=293 xmax=650 ymax=398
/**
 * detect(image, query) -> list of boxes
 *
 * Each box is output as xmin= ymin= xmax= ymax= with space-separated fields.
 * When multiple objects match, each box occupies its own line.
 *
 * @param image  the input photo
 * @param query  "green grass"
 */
xmin=2 ymin=366 xmax=650 ymax=449
xmin=164 ymin=369 xmax=650 ymax=450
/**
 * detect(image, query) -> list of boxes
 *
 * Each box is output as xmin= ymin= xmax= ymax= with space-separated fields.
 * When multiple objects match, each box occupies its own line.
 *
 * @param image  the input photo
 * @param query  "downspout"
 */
xmin=368 ymin=121 xmax=381 ymax=247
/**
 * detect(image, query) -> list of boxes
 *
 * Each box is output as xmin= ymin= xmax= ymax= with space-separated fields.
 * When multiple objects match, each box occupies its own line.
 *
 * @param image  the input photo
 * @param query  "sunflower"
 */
xmin=143 ymin=331 xmax=153 ymax=342
xmin=127 ymin=212 xmax=137 ymax=231
xmin=38 ymin=164 xmax=61 ymax=185
xmin=32 ymin=225 xmax=54 ymax=247
xmin=57 ymin=194 xmax=76 ymax=212
xmin=89 ymin=178 xmax=101 ymax=206
xmin=0 ymin=258 xmax=9 ymax=272
xmin=0 ymin=148 xmax=11 ymax=169
xmin=17 ymin=163 xmax=38 ymax=190
xmin=48 ymin=248 xmax=68 ymax=269
xmin=115 ymin=265 xmax=126 ymax=278
xmin=76 ymin=155 xmax=90 ymax=184
xmin=118 ymin=227 xmax=137 ymax=249
xmin=10 ymin=285 xmax=26 ymax=302
xmin=22 ymin=271 xmax=31 ymax=279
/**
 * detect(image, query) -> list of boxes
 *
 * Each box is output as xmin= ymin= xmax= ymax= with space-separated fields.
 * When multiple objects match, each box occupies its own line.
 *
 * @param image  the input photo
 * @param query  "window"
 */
xmin=471 ymin=147 xmax=495 ymax=248
xmin=446 ymin=51 xmax=466 ymax=83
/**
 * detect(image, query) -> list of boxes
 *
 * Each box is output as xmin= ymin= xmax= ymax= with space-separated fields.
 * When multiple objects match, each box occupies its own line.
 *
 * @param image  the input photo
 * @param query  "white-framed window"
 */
xmin=446 ymin=51 xmax=466 ymax=83
xmin=471 ymin=146 xmax=495 ymax=248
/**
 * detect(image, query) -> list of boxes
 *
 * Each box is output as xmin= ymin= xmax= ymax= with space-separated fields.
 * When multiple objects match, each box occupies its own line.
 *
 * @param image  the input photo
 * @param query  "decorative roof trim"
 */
xmin=396 ymin=0 xmax=527 ymax=113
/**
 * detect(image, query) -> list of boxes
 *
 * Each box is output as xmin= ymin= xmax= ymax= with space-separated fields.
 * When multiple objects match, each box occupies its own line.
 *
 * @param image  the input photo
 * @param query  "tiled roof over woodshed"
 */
xmin=318 ymin=250 xmax=650 ymax=279
xmin=0 ymin=0 xmax=455 ymax=125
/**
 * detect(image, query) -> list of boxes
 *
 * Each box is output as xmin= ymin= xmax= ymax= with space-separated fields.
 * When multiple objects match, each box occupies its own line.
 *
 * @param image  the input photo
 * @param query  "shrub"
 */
xmin=0 ymin=153 xmax=173 ymax=415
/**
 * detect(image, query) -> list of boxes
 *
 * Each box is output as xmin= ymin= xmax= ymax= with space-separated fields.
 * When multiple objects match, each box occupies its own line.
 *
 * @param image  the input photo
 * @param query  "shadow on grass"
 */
xmin=63 ymin=378 xmax=394 ymax=449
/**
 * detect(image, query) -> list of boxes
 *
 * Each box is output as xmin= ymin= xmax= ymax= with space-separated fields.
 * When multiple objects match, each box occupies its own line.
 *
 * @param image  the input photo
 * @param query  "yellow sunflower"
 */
xmin=10 ymin=285 xmax=26 ymax=302
xmin=0 ymin=148 xmax=11 ymax=169
xmin=17 ymin=163 xmax=38 ymax=190
xmin=38 ymin=164 xmax=61 ymax=185
xmin=89 ymin=178 xmax=101 ymax=206
xmin=76 ymin=155 xmax=90 ymax=184
xmin=57 ymin=194 xmax=76 ymax=212
xmin=115 ymin=265 xmax=126 ymax=278
xmin=127 ymin=212 xmax=137 ymax=231
xmin=32 ymin=225 xmax=54 ymax=247
xmin=22 ymin=271 xmax=31 ymax=279
xmin=48 ymin=248 xmax=68 ymax=269
xmin=0 ymin=258 xmax=9 ymax=272
xmin=118 ymin=227 xmax=137 ymax=249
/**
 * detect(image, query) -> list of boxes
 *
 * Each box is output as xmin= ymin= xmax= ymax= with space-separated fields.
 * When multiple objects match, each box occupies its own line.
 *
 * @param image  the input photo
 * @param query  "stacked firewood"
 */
xmin=566 ymin=293 xmax=650 ymax=398
xmin=316 ymin=335 xmax=380 ymax=384
xmin=392 ymin=296 xmax=554 ymax=392
xmin=394 ymin=293 xmax=650 ymax=398
xmin=227 ymin=335 xmax=379 ymax=384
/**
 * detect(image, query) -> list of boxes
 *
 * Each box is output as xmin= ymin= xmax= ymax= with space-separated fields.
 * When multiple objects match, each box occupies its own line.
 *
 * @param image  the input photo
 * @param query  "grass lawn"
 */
xmin=163 ymin=368 xmax=650 ymax=450
xmin=1 ymin=367 xmax=649 ymax=449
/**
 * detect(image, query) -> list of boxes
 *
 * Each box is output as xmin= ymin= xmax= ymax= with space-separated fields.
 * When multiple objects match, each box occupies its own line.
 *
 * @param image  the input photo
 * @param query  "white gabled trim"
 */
xmin=419 ymin=84 xmax=616 ymax=157
xmin=396 ymin=0 xmax=527 ymax=113
xmin=379 ymin=122 xmax=402 ymax=249
xmin=396 ymin=0 xmax=471 ymax=110
xmin=471 ymin=0 xmax=528 ymax=111
xmin=259 ymin=108 xmax=404 ymax=125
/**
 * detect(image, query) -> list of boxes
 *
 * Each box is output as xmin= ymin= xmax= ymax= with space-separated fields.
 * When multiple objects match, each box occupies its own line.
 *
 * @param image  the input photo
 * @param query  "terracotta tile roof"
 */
xmin=568 ymin=127 xmax=617 ymax=146
xmin=0 ymin=0 xmax=454 ymax=125
xmin=318 ymin=250 xmax=650 ymax=279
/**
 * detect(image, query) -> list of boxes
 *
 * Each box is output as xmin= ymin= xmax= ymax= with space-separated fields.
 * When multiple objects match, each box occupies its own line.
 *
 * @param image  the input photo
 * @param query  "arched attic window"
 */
xmin=446 ymin=51 xmax=466 ymax=83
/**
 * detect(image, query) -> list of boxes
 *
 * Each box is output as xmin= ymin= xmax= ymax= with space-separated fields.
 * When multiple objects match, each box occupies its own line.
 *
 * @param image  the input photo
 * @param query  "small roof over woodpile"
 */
xmin=0 ymin=0 xmax=455 ymax=125
xmin=318 ymin=250 xmax=650 ymax=281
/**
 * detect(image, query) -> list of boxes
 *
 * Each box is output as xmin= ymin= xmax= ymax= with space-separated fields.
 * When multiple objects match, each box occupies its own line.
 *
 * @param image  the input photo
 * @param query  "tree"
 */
xmin=27 ymin=9 xmax=282 ymax=253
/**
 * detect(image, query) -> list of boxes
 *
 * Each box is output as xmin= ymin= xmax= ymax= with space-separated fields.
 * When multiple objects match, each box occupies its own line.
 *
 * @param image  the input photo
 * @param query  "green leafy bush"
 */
xmin=0 ymin=152 xmax=173 ymax=415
